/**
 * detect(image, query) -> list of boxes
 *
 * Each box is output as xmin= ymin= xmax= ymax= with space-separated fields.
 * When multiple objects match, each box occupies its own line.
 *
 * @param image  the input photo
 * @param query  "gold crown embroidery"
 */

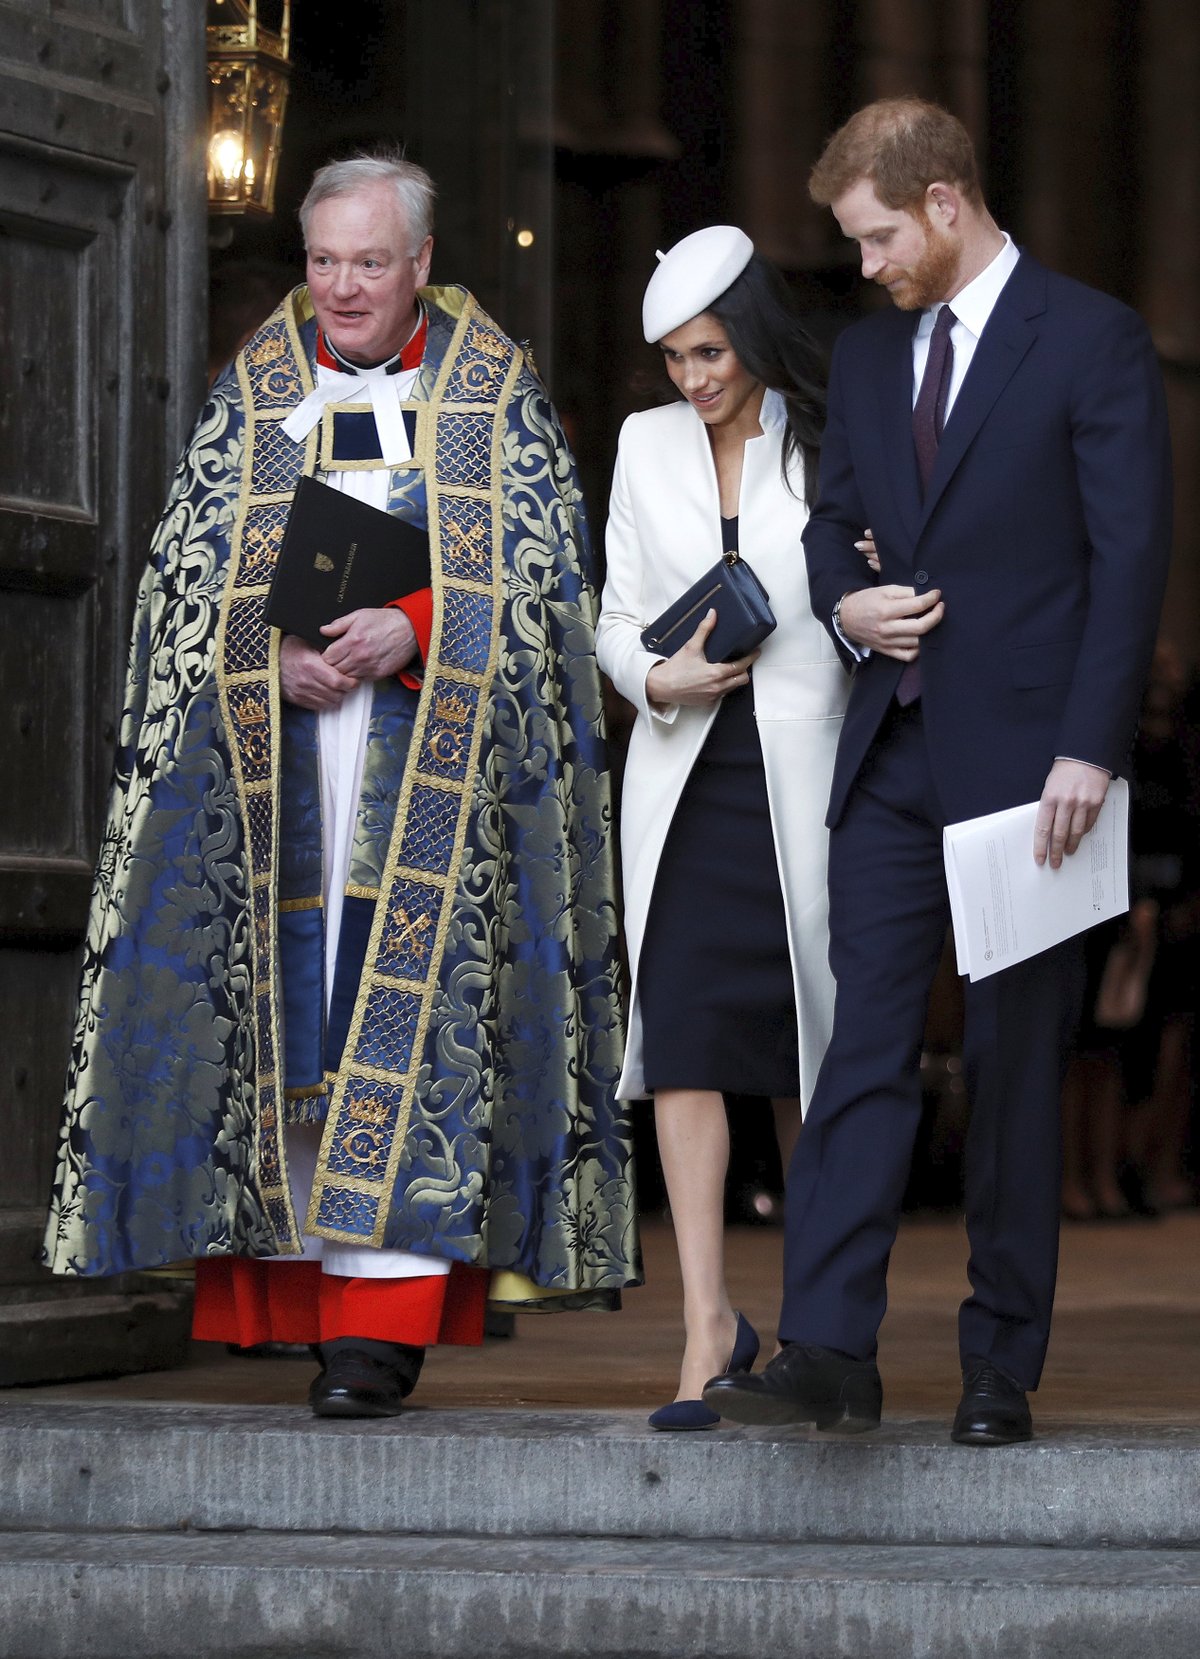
xmin=314 ymin=553 xmax=335 ymax=572
xmin=433 ymin=687 xmax=472 ymax=727
xmin=474 ymin=329 xmax=507 ymax=362
xmin=348 ymin=1097 xmax=392 ymax=1127
xmin=233 ymin=694 xmax=268 ymax=726
xmin=248 ymin=335 xmax=286 ymax=367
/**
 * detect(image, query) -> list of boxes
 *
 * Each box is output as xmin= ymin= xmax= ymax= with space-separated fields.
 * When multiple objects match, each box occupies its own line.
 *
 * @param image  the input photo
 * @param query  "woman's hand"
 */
xmin=855 ymin=526 xmax=880 ymax=573
xmin=645 ymin=610 xmax=759 ymax=708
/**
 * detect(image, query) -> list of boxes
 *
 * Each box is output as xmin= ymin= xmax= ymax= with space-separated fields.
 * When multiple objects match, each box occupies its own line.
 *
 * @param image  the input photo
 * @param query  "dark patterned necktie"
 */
xmin=897 ymin=303 xmax=956 ymax=705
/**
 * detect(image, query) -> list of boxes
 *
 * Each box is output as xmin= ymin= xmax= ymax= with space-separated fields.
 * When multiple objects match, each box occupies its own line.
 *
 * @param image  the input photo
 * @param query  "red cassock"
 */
xmin=193 ymin=1258 xmax=490 ymax=1348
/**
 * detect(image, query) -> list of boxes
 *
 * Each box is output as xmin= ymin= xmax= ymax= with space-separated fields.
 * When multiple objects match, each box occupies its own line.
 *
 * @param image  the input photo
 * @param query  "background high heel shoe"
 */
xmin=648 ymin=1311 xmax=760 ymax=1431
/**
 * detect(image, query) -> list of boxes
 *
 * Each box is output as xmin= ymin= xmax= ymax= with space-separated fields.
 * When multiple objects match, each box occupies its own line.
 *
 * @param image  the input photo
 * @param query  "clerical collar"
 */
xmin=316 ymin=306 xmax=428 ymax=376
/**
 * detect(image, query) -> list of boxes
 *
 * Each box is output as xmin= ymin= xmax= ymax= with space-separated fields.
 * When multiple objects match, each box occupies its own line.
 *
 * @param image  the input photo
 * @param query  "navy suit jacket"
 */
xmin=804 ymin=252 xmax=1173 ymax=828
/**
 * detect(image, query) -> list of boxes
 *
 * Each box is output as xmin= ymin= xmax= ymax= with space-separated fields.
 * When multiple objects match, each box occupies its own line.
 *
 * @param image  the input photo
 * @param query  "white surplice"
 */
xmin=275 ymin=353 xmax=450 ymax=1280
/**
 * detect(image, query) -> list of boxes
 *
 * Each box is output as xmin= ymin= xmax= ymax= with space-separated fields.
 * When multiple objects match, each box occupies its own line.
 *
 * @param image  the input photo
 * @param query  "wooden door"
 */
xmin=0 ymin=0 xmax=206 ymax=1382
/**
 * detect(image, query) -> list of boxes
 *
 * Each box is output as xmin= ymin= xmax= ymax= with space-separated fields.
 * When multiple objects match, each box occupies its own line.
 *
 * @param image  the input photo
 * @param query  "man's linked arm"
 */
xmin=802 ymin=339 xmax=876 ymax=666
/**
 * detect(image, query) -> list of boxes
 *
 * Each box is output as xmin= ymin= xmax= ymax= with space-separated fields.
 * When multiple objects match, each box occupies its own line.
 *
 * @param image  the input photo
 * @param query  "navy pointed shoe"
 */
xmin=648 ymin=1312 xmax=760 ymax=1432
xmin=647 ymin=1398 xmax=722 ymax=1431
xmin=728 ymin=1310 xmax=760 ymax=1374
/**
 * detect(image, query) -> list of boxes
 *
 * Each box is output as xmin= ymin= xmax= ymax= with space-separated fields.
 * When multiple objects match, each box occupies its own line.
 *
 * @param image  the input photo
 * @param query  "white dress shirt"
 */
xmin=911 ymin=233 xmax=1019 ymax=417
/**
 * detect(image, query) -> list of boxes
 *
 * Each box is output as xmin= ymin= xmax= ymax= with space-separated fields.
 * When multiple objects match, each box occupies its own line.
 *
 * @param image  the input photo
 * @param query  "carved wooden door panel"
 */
xmin=0 ymin=0 xmax=205 ymax=1380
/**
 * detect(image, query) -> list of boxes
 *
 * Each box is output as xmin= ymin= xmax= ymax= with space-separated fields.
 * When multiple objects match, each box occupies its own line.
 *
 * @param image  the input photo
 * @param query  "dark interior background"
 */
xmin=211 ymin=0 xmax=1200 ymax=667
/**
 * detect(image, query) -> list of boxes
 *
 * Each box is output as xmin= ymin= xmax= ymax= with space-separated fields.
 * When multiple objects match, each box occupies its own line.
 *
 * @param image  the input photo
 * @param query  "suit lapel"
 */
xmin=877 ymin=312 xmax=923 ymax=549
xmin=920 ymin=254 xmax=1045 ymax=525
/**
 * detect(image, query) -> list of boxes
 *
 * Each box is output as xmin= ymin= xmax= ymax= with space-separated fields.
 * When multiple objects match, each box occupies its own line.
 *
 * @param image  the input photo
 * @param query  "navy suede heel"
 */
xmin=648 ymin=1311 xmax=760 ymax=1432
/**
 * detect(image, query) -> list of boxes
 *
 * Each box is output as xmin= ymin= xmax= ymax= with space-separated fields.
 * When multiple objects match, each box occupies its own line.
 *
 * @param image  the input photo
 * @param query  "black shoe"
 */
xmin=701 ymin=1342 xmax=882 ymax=1432
xmin=308 ymin=1341 xmax=425 ymax=1419
xmin=951 ymin=1357 xmax=1033 ymax=1446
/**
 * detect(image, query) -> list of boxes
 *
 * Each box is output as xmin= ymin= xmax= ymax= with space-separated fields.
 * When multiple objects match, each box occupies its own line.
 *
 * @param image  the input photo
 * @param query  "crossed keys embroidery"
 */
xmin=391 ymin=904 xmax=432 ymax=965
xmin=444 ymin=518 xmax=489 ymax=571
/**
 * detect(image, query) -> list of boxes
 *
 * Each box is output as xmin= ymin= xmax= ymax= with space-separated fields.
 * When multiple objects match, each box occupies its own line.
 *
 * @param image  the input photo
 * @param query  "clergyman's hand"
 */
xmin=1033 ymin=759 xmax=1110 ymax=869
xmin=838 ymin=585 xmax=944 ymax=661
xmin=645 ymin=609 xmax=759 ymax=708
xmin=279 ymin=633 xmax=359 ymax=711
xmin=320 ymin=607 xmax=418 ymax=681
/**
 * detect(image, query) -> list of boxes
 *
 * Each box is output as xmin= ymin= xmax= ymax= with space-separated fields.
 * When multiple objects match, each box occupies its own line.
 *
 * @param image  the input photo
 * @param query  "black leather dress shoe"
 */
xmin=701 ymin=1342 xmax=882 ymax=1432
xmin=308 ymin=1341 xmax=425 ymax=1419
xmin=951 ymin=1358 xmax=1033 ymax=1446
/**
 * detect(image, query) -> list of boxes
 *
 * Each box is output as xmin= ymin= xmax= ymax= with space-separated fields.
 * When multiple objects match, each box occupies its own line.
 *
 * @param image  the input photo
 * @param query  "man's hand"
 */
xmin=320 ymin=607 xmax=419 ymax=680
xmin=1033 ymin=759 xmax=1110 ymax=869
xmin=645 ymin=610 xmax=759 ymax=708
xmin=279 ymin=634 xmax=359 ymax=711
xmin=838 ymin=585 xmax=944 ymax=660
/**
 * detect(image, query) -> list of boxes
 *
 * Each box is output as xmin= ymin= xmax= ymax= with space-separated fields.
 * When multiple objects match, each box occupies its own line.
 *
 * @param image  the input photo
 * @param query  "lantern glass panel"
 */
xmin=207 ymin=1 xmax=291 ymax=215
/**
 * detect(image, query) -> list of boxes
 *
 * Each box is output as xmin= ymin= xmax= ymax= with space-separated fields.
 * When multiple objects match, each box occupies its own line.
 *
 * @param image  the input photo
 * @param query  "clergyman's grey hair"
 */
xmin=300 ymin=151 xmax=436 ymax=253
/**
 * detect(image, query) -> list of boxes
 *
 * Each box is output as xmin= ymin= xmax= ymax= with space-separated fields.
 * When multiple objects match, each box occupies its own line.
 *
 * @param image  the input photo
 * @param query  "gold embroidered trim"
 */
xmin=307 ymin=296 xmax=520 ymax=1247
xmin=279 ymin=895 xmax=323 ymax=912
xmin=317 ymin=401 xmax=423 ymax=473
xmin=215 ymin=291 xmax=319 ymax=1253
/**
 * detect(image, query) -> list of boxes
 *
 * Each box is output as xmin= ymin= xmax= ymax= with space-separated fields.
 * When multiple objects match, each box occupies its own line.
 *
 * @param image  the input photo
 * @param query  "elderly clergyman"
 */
xmin=45 ymin=152 xmax=639 ymax=1416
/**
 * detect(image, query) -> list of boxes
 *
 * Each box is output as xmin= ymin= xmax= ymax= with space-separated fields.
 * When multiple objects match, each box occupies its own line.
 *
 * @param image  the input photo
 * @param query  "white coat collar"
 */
xmin=674 ymin=383 xmax=786 ymax=439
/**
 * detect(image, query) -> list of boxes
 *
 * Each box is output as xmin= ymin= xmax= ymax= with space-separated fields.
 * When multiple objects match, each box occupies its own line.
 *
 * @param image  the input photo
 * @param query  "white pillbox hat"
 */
xmin=641 ymin=225 xmax=755 ymax=343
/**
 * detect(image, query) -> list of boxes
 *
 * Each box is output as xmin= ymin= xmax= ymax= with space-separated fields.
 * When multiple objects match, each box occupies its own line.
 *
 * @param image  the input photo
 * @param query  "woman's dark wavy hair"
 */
xmin=707 ymin=253 xmax=826 ymax=503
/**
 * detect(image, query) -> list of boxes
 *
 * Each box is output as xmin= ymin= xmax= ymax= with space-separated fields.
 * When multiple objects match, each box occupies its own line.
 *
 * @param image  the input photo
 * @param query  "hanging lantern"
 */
xmin=206 ymin=1 xmax=292 ymax=216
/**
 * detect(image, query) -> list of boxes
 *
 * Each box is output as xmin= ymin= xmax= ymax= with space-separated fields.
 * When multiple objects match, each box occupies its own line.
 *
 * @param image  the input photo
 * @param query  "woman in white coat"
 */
xmin=596 ymin=227 xmax=850 ymax=1429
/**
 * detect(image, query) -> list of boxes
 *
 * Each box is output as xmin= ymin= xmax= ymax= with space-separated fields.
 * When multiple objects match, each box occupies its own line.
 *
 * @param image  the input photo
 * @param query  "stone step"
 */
xmin=2 ymin=1402 xmax=1199 ymax=1550
xmin=1 ymin=1529 xmax=1199 ymax=1659
xmin=0 ymin=1284 xmax=191 ymax=1387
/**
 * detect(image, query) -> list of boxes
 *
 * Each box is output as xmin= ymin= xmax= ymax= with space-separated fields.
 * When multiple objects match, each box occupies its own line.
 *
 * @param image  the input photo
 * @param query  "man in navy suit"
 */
xmin=706 ymin=98 xmax=1172 ymax=1444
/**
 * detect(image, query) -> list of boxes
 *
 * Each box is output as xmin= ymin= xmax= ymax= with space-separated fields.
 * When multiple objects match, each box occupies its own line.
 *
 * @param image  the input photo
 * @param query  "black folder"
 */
xmin=262 ymin=476 xmax=431 ymax=647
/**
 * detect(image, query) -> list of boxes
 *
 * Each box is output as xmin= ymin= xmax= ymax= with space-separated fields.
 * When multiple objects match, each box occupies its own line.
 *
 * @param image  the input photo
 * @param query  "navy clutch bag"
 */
xmin=640 ymin=550 xmax=776 ymax=664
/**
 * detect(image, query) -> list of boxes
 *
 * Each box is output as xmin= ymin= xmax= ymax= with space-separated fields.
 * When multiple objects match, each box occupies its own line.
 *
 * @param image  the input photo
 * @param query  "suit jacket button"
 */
xmin=914 ymin=568 xmax=929 ymax=585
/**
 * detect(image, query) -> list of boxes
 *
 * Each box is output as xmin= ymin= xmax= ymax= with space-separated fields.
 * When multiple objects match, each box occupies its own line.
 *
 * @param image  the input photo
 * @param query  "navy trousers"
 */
xmin=781 ymin=703 xmax=1085 ymax=1389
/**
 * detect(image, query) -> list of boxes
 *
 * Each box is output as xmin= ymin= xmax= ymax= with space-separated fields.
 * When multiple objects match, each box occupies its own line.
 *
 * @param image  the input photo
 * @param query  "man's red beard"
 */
xmin=876 ymin=219 xmax=961 ymax=311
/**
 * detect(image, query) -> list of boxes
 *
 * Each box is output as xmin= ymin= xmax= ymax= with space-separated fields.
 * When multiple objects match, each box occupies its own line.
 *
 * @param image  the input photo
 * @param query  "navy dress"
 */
xmin=638 ymin=515 xmax=800 ymax=1097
